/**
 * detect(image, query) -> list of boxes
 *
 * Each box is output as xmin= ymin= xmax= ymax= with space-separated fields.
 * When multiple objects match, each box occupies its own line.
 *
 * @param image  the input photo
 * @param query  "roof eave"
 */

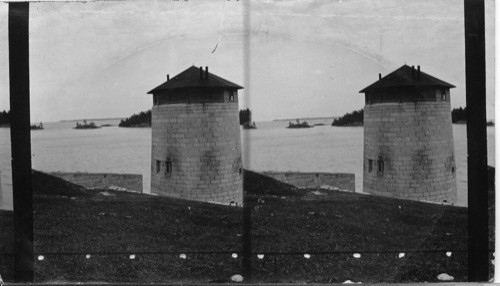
xmin=360 ymin=84 xmax=456 ymax=94
xmin=147 ymin=85 xmax=243 ymax=95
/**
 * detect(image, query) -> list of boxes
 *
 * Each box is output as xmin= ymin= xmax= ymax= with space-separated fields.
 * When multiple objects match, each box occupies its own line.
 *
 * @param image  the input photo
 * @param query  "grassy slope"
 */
xmin=0 ymin=169 xmax=494 ymax=283
xmin=245 ymin=170 xmax=469 ymax=282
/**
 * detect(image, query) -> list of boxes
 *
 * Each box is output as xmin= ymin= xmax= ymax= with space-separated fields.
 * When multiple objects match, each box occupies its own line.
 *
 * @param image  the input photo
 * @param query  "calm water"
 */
xmin=0 ymin=119 xmax=495 ymax=209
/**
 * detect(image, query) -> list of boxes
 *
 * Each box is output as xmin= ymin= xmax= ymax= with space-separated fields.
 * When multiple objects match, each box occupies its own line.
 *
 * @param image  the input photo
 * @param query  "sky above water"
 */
xmin=0 ymin=0 xmax=495 ymax=122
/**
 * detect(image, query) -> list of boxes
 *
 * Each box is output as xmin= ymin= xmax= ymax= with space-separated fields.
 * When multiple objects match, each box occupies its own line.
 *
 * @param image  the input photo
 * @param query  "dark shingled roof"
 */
xmin=148 ymin=66 xmax=243 ymax=94
xmin=359 ymin=65 xmax=455 ymax=93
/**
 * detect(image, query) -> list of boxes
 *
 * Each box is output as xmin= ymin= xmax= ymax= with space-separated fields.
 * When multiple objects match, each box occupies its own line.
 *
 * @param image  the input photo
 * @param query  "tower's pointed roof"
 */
xmin=359 ymin=65 xmax=455 ymax=93
xmin=148 ymin=66 xmax=243 ymax=94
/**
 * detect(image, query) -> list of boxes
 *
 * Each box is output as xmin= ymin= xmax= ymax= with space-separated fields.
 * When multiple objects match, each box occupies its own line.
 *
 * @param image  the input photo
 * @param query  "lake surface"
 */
xmin=0 ymin=119 xmax=495 ymax=209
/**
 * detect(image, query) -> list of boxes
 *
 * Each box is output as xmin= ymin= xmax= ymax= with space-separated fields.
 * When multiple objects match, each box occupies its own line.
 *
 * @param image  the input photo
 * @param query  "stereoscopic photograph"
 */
xmin=0 ymin=0 xmax=495 ymax=283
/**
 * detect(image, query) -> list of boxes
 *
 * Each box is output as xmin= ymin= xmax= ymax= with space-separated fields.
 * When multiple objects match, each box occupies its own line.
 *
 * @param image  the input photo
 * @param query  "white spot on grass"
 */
xmin=232 ymin=253 xmax=238 ymax=258
xmin=398 ymin=253 xmax=405 ymax=258
xmin=304 ymin=254 xmax=311 ymax=259
xmin=179 ymin=254 xmax=187 ymax=259
xmin=311 ymin=190 xmax=326 ymax=196
xmin=437 ymin=273 xmax=454 ymax=281
xmin=257 ymin=254 xmax=264 ymax=259
xmin=353 ymin=253 xmax=361 ymax=258
xmin=231 ymin=274 xmax=244 ymax=282
xmin=129 ymin=254 xmax=136 ymax=259
xmin=446 ymin=251 xmax=452 ymax=257
xmin=343 ymin=280 xmax=354 ymax=284
xmin=85 ymin=254 xmax=91 ymax=259
xmin=99 ymin=191 xmax=115 ymax=197
xmin=38 ymin=255 xmax=44 ymax=261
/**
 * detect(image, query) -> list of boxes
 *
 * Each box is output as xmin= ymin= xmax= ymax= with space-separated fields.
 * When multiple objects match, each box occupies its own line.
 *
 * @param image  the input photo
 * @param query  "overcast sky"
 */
xmin=0 ymin=0 xmax=495 ymax=122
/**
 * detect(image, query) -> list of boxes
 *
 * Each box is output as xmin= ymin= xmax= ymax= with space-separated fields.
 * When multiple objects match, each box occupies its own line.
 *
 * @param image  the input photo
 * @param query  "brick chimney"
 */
xmin=205 ymin=66 xmax=209 ymax=80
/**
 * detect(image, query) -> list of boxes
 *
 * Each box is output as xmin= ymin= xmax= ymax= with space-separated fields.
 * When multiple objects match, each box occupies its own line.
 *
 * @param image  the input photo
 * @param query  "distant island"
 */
xmin=119 ymin=110 xmax=152 ymax=128
xmin=274 ymin=116 xmax=337 ymax=122
xmin=60 ymin=117 xmax=123 ymax=123
xmin=331 ymin=109 xmax=363 ymax=126
xmin=451 ymin=107 xmax=494 ymax=125
xmin=75 ymin=120 xmax=100 ymax=129
xmin=31 ymin=122 xmax=44 ymax=130
xmin=1 ymin=111 xmax=44 ymax=129
xmin=0 ymin=110 xmax=10 ymax=127
xmin=287 ymin=119 xmax=312 ymax=129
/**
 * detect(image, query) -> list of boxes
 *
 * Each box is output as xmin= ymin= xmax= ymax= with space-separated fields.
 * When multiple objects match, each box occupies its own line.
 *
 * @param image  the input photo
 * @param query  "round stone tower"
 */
xmin=147 ymin=66 xmax=243 ymax=206
xmin=360 ymin=65 xmax=457 ymax=204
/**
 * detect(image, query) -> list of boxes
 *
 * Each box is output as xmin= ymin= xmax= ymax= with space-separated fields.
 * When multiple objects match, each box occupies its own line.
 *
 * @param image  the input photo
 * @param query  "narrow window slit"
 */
xmin=377 ymin=159 xmax=384 ymax=174
xmin=165 ymin=158 xmax=172 ymax=175
xmin=155 ymin=160 xmax=161 ymax=173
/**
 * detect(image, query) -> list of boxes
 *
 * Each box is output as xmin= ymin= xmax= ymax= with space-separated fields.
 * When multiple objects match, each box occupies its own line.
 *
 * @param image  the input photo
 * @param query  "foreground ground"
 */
xmin=0 ymin=168 xmax=495 ymax=283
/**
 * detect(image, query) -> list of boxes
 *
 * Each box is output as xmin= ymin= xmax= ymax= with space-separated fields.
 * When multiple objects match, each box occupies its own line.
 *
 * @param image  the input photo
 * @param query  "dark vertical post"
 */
xmin=464 ymin=0 xmax=488 ymax=281
xmin=241 ymin=0 xmax=252 ymax=281
xmin=9 ymin=2 xmax=34 ymax=282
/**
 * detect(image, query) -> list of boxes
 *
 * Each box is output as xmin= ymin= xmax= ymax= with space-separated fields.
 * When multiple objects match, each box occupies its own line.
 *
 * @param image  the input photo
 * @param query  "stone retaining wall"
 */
xmin=261 ymin=171 xmax=355 ymax=192
xmin=50 ymin=172 xmax=143 ymax=193
xmin=0 ymin=168 xmax=12 ymax=210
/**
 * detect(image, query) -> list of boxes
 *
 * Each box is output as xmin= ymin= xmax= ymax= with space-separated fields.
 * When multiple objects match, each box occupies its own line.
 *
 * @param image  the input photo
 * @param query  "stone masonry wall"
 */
xmin=261 ymin=171 xmax=355 ymax=192
xmin=363 ymin=100 xmax=457 ymax=203
xmin=50 ymin=172 xmax=143 ymax=193
xmin=1 ymin=156 xmax=13 ymax=210
xmin=151 ymin=91 xmax=243 ymax=206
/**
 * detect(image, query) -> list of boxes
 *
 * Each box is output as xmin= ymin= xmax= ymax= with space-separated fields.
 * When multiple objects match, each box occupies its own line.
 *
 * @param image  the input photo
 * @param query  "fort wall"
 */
xmin=261 ymin=171 xmax=355 ymax=192
xmin=50 ymin=172 xmax=143 ymax=193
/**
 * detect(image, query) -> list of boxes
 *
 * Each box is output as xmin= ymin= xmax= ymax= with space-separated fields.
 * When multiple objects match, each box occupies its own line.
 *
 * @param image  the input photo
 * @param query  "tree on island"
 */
xmin=239 ymin=108 xmax=251 ymax=125
xmin=451 ymin=107 xmax=466 ymax=123
xmin=239 ymin=108 xmax=256 ymax=129
xmin=119 ymin=110 xmax=152 ymax=127
xmin=0 ymin=110 xmax=10 ymax=126
xmin=332 ymin=109 xmax=364 ymax=126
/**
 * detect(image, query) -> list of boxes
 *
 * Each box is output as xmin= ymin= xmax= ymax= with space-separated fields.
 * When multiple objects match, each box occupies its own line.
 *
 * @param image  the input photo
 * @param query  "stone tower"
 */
xmin=147 ymin=66 xmax=244 ymax=206
xmin=360 ymin=65 xmax=457 ymax=203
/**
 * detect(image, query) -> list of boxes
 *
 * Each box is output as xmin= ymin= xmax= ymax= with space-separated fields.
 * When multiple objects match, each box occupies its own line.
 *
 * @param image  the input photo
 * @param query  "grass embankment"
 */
xmin=0 ymin=169 xmax=495 ymax=283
